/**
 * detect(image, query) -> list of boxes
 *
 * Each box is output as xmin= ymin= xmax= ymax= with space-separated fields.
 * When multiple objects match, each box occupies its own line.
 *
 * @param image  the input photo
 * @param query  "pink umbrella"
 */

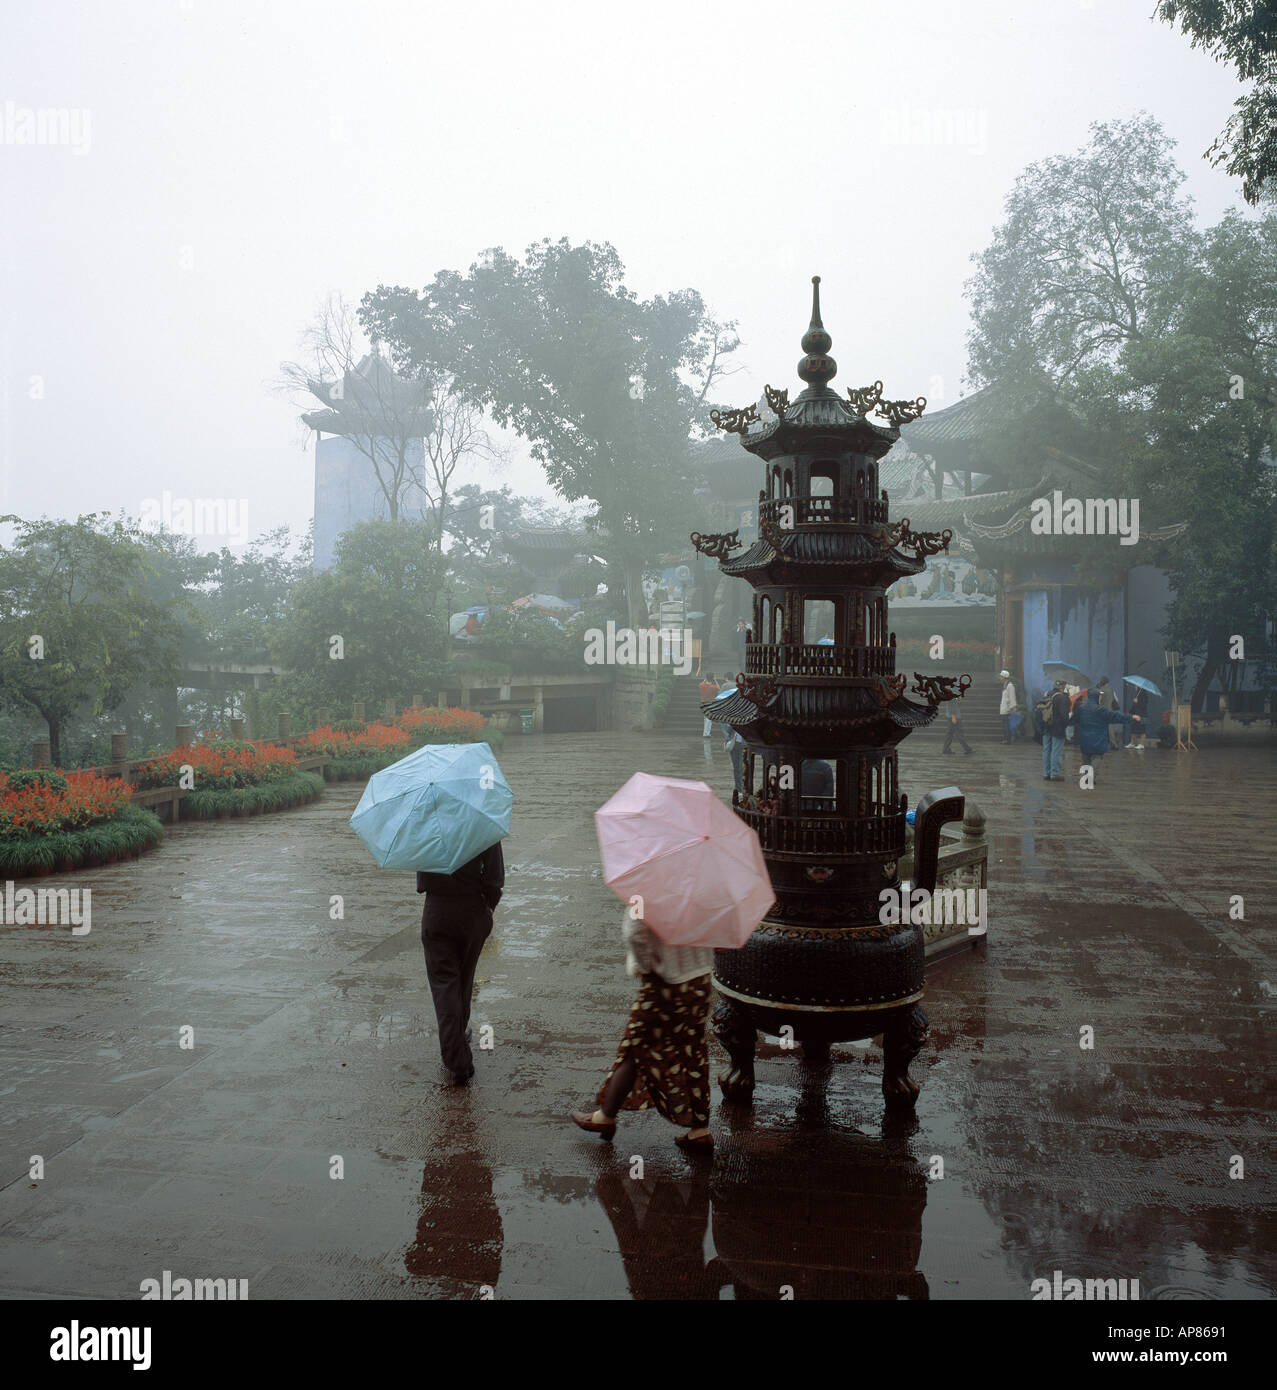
xmin=594 ymin=772 xmax=775 ymax=949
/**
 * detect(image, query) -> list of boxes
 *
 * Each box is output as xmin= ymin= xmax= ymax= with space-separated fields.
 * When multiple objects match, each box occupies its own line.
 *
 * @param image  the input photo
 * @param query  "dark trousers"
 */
xmin=728 ymin=742 xmax=744 ymax=792
xmin=943 ymin=723 xmax=971 ymax=753
xmin=421 ymin=895 xmax=493 ymax=1076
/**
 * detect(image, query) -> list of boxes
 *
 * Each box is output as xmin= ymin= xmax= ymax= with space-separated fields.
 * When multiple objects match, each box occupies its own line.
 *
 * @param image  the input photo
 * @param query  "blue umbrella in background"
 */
xmin=714 ymin=686 xmax=737 ymax=699
xmin=349 ymin=742 xmax=512 ymax=873
xmin=1123 ymin=675 xmax=1163 ymax=696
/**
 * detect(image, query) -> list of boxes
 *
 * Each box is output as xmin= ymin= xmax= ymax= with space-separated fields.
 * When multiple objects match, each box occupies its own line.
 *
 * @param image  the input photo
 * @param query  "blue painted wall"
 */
xmin=313 ymin=434 xmax=425 ymax=571
xmin=1020 ymin=579 xmax=1124 ymax=703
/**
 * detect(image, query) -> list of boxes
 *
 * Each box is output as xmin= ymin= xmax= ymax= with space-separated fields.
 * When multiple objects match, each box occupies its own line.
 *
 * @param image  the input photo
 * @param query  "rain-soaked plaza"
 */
xmin=0 ymin=729 xmax=1271 ymax=1300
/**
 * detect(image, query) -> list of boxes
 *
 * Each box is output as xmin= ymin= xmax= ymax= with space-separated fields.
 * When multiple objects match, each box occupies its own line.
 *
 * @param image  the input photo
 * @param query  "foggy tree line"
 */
xmin=1 ymin=118 xmax=1273 ymax=769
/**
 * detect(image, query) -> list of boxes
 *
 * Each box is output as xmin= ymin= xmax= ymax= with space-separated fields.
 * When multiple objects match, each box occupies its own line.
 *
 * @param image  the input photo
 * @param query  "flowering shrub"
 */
xmin=0 ymin=768 xmax=133 ymax=835
xmin=294 ymin=723 xmax=411 ymax=760
xmin=133 ymin=740 xmax=299 ymax=791
xmin=396 ymin=706 xmax=487 ymax=741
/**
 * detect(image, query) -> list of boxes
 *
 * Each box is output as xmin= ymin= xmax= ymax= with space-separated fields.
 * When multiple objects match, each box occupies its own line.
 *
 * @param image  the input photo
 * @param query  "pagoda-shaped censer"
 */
xmin=693 ymin=278 xmax=969 ymax=1108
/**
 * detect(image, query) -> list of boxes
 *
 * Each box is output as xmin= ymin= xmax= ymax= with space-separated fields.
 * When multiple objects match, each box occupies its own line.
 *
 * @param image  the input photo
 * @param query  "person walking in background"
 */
xmin=1041 ymin=679 xmax=1071 ymax=781
xmin=571 ymin=906 xmax=715 ymax=1150
xmin=734 ymin=619 xmax=748 ymax=676
xmin=416 ymin=841 xmax=504 ymax=1085
xmin=698 ymin=671 xmax=720 ymax=737
xmin=724 ymin=727 xmax=746 ymax=792
xmin=1096 ymin=676 xmax=1122 ymax=749
xmin=1126 ymin=685 xmax=1149 ymax=749
xmin=1076 ymin=688 xmax=1137 ymax=781
xmin=942 ymin=703 xmax=972 ymax=755
xmin=999 ymin=669 xmax=1020 ymax=742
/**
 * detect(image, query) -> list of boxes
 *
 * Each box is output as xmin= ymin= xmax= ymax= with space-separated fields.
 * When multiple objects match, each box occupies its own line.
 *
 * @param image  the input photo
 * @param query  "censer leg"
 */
xmin=712 ymin=997 xmax=757 ymax=1104
xmin=881 ymin=1004 xmax=928 ymax=1108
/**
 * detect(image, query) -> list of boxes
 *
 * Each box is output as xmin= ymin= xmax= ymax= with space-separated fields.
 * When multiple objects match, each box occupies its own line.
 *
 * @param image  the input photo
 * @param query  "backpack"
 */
xmin=1032 ymin=693 xmax=1053 ymax=734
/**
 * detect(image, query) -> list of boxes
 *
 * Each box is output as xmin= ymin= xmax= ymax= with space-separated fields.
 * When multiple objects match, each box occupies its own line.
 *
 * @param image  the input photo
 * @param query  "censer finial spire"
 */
xmin=797 ymin=274 xmax=837 ymax=388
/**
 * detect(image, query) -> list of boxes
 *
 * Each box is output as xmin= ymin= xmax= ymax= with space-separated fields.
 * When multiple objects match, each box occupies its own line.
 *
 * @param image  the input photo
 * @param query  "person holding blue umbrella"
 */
xmin=350 ymin=741 xmax=512 ymax=1085
xmin=416 ymin=841 xmax=504 ymax=1086
xmin=1123 ymin=676 xmax=1161 ymax=750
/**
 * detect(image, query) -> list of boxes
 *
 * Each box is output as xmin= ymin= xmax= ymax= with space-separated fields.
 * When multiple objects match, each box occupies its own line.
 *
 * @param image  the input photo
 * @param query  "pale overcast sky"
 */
xmin=0 ymin=0 xmax=1254 ymax=551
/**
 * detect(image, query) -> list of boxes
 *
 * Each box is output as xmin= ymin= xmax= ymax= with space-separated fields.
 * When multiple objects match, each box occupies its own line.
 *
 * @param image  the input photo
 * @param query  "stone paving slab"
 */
xmin=0 ymin=730 xmax=1272 ymax=1299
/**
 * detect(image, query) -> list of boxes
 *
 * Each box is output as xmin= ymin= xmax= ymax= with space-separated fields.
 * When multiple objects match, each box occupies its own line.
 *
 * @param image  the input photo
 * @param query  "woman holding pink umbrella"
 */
xmin=571 ymin=905 xmax=716 ymax=1149
xmin=572 ymin=772 xmax=775 ymax=1152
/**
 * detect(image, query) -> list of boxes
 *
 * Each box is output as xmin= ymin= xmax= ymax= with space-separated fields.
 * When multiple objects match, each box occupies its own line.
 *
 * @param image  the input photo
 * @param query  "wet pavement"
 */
xmin=0 ymin=730 xmax=1272 ymax=1299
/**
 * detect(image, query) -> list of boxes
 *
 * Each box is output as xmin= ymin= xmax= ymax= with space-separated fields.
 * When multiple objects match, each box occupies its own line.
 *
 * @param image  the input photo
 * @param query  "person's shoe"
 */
xmin=445 ymin=1067 xmax=474 ymax=1086
xmin=675 ymin=1131 xmax=714 ymax=1151
xmin=571 ymin=1109 xmax=617 ymax=1140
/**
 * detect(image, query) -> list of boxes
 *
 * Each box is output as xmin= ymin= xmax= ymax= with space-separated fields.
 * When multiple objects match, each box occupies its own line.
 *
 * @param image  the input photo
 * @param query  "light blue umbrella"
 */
xmin=349 ymin=741 xmax=512 ymax=873
xmin=713 ymin=686 xmax=737 ymax=699
xmin=1123 ymin=675 xmax=1163 ymax=696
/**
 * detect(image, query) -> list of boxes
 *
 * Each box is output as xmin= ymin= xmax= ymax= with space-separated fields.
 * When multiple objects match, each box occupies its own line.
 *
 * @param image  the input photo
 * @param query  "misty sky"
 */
xmin=0 ymin=0 xmax=1255 ymax=552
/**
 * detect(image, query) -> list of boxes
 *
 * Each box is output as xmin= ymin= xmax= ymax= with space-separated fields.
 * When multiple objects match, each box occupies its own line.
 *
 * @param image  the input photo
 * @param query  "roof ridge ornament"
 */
xmin=709 ymin=404 xmax=760 ymax=435
xmin=847 ymin=382 xmax=885 ymax=416
xmin=879 ymin=395 xmax=928 ymax=426
xmin=797 ymin=276 xmax=837 ymax=388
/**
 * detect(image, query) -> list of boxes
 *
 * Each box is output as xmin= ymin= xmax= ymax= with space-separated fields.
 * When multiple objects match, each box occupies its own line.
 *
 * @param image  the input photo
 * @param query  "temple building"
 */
xmin=684 ymin=381 xmax=1218 ymax=717
xmin=492 ymin=528 xmax=593 ymax=599
xmin=891 ymin=393 xmax=1189 ymax=706
xmin=302 ymin=350 xmax=434 ymax=571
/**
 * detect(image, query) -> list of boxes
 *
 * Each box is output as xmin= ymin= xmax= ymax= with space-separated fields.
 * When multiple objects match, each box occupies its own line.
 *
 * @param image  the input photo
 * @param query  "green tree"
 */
xmin=1155 ymin=0 xmax=1277 ymax=204
xmin=1111 ymin=212 xmax=1277 ymax=708
xmin=966 ymin=117 xmax=1276 ymax=711
xmin=0 ymin=514 xmax=188 ymax=765
xmin=192 ymin=524 xmax=313 ymax=666
xmin=966 ymin=114 xmax=1196 ymax=405
xmin=272 ymin=517 xmax=448 ymax=711
xmin=361 ymin=238 xmax=738 ymax=625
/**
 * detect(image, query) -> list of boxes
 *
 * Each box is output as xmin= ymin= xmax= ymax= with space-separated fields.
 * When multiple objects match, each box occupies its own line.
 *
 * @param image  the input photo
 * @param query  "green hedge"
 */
xmin=323 ymin=754 xmax=400 ymax=783
xmin=181 ymin=771 xmax=325 ymax=819
xmin=0 ymin=803 xmax=164 ymax=879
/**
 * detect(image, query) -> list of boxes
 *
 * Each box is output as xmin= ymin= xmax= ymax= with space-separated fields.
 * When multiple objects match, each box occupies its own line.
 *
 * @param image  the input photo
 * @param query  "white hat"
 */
xmin=999 ymin=669 xmax=1010 ymax=678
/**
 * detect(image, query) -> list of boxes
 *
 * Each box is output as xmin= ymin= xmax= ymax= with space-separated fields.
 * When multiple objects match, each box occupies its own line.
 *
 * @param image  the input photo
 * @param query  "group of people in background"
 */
xmin=1034 ymin=674 xmax=1144 ymax=782
xmin=970 ymin=668 xmax=1152 ymax=780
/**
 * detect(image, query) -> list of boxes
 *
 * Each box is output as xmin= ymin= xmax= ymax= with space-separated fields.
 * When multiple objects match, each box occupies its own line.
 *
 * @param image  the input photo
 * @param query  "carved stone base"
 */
xmin=881 ymin=1003 xmax=929 ymax=1107
xmin=712 ymin=997 xmax=757 ymax=1103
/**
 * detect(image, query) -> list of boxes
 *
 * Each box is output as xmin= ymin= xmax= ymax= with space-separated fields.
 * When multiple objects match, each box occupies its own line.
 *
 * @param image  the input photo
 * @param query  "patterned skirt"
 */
xmin=598 ymin=973 xmax=714 ymax=1127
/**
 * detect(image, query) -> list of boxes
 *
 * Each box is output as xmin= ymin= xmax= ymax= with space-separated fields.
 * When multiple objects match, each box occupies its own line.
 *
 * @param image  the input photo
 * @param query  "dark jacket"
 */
xmin=416 ymin=841 xmax=504 ymax=912
xmin=1044 ymin=689 xmax=1072 ymax=739
xmin=1074 ymin=690 xmax=1132 ymax=756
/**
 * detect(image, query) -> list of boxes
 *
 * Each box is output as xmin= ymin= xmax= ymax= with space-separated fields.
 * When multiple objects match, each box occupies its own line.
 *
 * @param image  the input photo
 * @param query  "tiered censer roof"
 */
xmin=692 ymin=277 xmax=969 ymax=1107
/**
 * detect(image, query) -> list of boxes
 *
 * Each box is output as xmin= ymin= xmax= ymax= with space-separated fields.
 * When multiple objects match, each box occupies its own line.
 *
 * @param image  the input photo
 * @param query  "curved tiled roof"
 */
xmin=898 ymin=385 xmax=1004 ymax=446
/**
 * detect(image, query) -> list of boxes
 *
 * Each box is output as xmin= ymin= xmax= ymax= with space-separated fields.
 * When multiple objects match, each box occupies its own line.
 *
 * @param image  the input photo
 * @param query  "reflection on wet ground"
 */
xmin=0 ymin=731 xmax=1272 ymax=1298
